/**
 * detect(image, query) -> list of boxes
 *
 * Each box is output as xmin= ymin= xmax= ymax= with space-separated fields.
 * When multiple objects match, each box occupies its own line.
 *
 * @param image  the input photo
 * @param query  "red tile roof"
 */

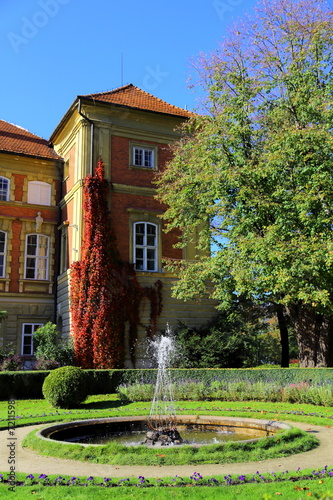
xmin=81 ymin=84 xmax=193 ymax=118
xmin=0 ymin=120 xmax=61 ymax=159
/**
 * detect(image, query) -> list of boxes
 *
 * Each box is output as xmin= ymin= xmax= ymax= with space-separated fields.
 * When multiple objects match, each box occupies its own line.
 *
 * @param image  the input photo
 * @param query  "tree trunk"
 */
xmin=276 ymin=305 xmax=289 ymax=368
xmin=287 ymin=304 xmax=333 ymax=367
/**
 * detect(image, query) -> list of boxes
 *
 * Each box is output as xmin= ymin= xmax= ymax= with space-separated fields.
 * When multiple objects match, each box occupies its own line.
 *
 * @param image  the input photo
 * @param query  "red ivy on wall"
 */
xmin=70 ymin=159 xmax=162 ymax=369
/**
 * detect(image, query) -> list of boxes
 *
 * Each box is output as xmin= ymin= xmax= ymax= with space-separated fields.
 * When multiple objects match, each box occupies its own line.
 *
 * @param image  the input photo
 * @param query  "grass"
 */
xmin=1 ymin=470 xmax=333 ymax=499
xmin=22 ymin=425 xmax=317 ymax=465
xmin=2 ymin=395 xmax=333 ymax=429
xmin=1 ymin=394 xmax=333 ymax=498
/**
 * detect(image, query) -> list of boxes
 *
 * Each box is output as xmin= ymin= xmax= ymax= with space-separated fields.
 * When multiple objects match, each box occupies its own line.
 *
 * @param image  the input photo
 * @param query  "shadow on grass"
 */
xmin=81 ymin=400 xmax=128 ymax=410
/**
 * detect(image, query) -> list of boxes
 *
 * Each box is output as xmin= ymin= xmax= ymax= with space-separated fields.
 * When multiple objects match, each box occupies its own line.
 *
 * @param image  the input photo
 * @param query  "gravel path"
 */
xmin=0 ymin=421 xmax=332 ymax=479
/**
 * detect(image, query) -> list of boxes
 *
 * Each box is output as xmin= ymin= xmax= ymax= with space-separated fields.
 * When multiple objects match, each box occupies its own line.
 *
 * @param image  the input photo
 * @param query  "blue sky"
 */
xmin=1 ymin=0 xmax=258 ymax=140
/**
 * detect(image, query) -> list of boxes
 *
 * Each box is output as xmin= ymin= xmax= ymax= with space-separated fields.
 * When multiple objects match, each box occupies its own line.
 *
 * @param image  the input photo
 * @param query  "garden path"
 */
xmin=0 ymin=421 xmax=332 ymax=479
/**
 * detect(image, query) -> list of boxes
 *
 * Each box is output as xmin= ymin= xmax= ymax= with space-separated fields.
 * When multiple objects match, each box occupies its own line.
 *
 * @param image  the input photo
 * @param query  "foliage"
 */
xmin=117 ymin=383 xmax=155 ymax=402
xmin=0 ymin=341 xmax=16 ymax=365
xmin=156 ymin=0 xmax=333 ymax=367
xmin=33 ymin=358 xmax=60 ymax=371
xmin=173 ymin=305 xmax=276 ymax=368
xmin=42 ymin=366 xmax=88 ymax=408
xmin=33 ymin=322 xmax=74 ymax=367
xmin=2 ymin=367 xmax=333 ymax=400
xmin=117 ymin=379 xmax=333 ymax=406
xmin=0 ymin=354 xmax=23 ymax=371
xmin=70 ymin=159 xmax=162 ymax=369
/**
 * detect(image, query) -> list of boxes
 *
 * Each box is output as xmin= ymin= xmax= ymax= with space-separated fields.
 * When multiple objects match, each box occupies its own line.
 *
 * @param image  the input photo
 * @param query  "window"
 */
xmin=21 ymin=323 xmax=43 ymax=355
xmin=0 ymin=176 xmax=9 ymax=201
xmin=134 ymin=222 xmax=157 ymax=271
xmin=25 ymin=234 xmax=49 ymax=280
xmin=132 ymin=145 xmax=156 ymax=169
xmin=27 ymin=181 xmax=51 ymax=205
xmin=60 ymin=226 xmax=68 ymax=274
xmin=0 ymin=231 xmax=6 ymax=277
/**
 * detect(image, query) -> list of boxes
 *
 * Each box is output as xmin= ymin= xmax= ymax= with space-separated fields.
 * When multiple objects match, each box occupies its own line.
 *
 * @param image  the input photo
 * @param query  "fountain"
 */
xmin=144 ymin=333 xmax=183 ymax=445
xmin=36 ymin=329 xmax=292 ymax=453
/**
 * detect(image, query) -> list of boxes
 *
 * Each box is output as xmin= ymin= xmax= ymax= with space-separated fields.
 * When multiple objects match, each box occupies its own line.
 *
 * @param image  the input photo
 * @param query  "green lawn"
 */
xmin=1 ymin=472 xmax=333 ymax=499
xmin=2 ymin=395 xmax=333 ymax=429
xmin=1 ymin=395 xmax=333 ymax=499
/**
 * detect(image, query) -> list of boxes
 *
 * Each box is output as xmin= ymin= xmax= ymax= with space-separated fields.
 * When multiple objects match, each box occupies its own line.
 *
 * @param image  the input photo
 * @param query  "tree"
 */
xmin=156 ymin=0 xmax=333 ymax=367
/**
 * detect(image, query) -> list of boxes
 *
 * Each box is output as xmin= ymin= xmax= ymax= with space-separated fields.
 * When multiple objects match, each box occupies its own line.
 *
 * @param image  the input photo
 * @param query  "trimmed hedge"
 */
xmin=1 ymin=368 xmax=333 ymax=400
xmin=42 ymin=366 xmax=88 ymax=408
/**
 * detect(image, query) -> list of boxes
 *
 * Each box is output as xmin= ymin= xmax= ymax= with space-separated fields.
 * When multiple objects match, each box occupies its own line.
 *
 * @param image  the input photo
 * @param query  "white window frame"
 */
xmin=24 ymin=234 xmax=49 ymax=280
xmin=27 ymin=181 xmax=51 ymax=206
xmin=0 ymin=230 xmax=6 ymax=278
xmin=0 ymin=176 xmax=10 ymax=201
xmin=60 ymin=226 xmax=68 ymax=274
xmin=21 ymin=323 xmax=43 ymax=356
xmin=133 ymin=222 xmax=158 ymax=272
xmin=131 ymin=144 xmax=157 ymax=169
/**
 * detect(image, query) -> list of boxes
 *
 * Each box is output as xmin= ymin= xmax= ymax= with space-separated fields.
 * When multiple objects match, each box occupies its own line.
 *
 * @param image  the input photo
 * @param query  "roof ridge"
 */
xmin=82 ymin=83 xmax=135 ymax=98
xmin=81 ymin=84 xmax=192 ymax=117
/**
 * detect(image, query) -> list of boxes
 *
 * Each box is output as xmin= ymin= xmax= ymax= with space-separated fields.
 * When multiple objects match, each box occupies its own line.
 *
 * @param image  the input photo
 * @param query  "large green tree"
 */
xmin=157 ymin=0 xmax=333 ymax=367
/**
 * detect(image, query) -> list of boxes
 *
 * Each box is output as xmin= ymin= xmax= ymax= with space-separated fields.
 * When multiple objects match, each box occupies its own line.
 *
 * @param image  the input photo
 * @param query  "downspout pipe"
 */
xmin=78 ymin=98 xmax=94 ymax=175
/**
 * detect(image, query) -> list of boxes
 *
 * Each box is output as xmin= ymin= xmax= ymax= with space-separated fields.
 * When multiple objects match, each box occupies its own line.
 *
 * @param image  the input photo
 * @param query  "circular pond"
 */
xmin=38 ymin=415 xmax=291 ymax=447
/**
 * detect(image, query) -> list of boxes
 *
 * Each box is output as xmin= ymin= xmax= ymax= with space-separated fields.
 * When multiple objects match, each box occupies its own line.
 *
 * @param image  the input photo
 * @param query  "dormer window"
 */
xmin=0 ymin=176 xmax=9 ymax=201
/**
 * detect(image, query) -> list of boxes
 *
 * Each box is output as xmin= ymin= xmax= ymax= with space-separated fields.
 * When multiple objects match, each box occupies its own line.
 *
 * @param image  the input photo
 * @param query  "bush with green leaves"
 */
xmin=42 ymin=366 xmax=88 ymax=408
xmin=33 ymin=357 xmax=60 ymax=371
xmin=0 ymin=354 xmax=23 ymax=371
xmin=33 ymin=322 xmax=74 ymax=367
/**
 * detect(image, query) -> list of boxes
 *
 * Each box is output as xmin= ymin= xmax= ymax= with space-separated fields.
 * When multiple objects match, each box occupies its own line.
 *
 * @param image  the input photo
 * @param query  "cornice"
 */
xmin=112 ymin=183 xmax=156 ymax=197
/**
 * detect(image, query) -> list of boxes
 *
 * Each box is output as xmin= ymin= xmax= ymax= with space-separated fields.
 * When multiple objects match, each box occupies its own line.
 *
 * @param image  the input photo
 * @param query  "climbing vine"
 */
xmin=70 ymin=159 xmax=162 ymax=369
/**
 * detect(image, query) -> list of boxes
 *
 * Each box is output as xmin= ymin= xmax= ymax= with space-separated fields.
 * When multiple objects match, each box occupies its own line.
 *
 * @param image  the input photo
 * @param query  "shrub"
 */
xmin=0 ymin=355 xmax=23 ymax=371
xmin=33 ymin=323 xmax=75 ymax=368
xmin=33 ymin=357 xmax=60 ymax=371
xmin=117 ymin=383 xmax=154 ymax=402
xmin=42 ymin=366 xmax=88 ymax=408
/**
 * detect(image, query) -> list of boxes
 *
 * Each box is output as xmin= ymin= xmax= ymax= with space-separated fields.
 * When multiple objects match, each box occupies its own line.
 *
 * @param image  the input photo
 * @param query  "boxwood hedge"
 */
xmin=1 ymin=368 xmax=333 ymax=400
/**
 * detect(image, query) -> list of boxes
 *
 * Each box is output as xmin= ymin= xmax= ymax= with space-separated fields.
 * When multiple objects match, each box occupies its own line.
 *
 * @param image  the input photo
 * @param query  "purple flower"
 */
xmin=38 ymin=474 xmax=48 ymax=480
xmin=26 ymin=474 xmax=34 ymax=480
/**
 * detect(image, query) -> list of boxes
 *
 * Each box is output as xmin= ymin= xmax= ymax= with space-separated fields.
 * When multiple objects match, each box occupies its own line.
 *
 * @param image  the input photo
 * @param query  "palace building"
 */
xmin=0 ymin=85 xmax=217 ymax=367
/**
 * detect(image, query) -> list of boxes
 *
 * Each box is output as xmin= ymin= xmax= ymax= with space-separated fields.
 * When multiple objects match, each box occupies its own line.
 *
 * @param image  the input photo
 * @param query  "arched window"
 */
xmin=27 ymin=181 xmax=51 ymax=205
xmin=24 ymin=234 xmax=49 ymax=280
xmin=0 ymin=176 xmax=10 ymax=201
xmin=133 ymin=222 xmax=158 ymax=271
xmin=0 ymin=231 xmax=6 ymax=277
